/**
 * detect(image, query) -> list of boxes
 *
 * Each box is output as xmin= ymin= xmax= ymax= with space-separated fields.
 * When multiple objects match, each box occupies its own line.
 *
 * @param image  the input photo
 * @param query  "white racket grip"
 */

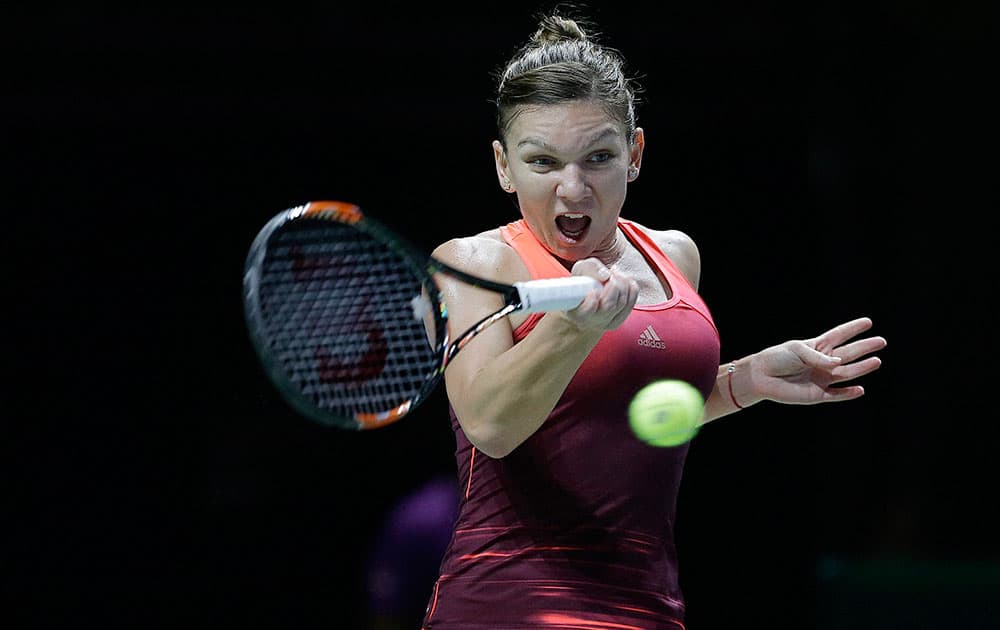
xmin=514 ymin=276 xmax=602 ymax=313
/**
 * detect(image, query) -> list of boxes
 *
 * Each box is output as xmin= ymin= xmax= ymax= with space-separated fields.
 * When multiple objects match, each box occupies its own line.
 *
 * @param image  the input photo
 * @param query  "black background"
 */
xmin=6 ymin=2 xmax=996 ymax=629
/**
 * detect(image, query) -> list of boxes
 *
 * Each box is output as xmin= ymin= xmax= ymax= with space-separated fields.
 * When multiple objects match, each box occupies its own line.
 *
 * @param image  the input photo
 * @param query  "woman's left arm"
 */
xmin=646 ymin=226 xmax=886 ymax=424
xmin=701 ymin=317 xmax=887 ymax=424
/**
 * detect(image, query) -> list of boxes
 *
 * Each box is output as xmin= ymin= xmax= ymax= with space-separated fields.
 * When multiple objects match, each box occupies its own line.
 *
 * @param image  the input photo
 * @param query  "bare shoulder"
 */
xmin=629 ymin=221 xmax=702 ymax=289
xmin=431 ymin=228 xmax=529 ymax=284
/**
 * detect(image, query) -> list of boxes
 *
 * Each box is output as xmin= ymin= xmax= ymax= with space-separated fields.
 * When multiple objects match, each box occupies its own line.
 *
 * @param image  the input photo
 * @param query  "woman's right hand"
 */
xmin=563 ymin=258 xmax=639 ymax=331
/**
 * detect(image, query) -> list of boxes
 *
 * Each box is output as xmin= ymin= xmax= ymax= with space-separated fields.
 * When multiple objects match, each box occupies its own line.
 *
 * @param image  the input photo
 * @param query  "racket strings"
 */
xmin=255 ymin=220 xmax=443 ymax=426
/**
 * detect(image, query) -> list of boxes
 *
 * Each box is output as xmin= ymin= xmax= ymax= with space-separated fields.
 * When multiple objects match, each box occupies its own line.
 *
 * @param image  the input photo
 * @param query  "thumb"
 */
xmin=570 ymin=258 xmax=611 ymax=283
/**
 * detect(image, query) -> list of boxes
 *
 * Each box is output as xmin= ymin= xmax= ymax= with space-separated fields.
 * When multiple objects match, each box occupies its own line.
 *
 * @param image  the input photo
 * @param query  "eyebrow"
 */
xmin=516 ymin=127 xmax=620 ymax=152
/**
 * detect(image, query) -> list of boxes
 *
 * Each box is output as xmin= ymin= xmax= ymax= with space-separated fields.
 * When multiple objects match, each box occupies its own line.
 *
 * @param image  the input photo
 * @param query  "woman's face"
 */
xmin=494 ymin=99 xmax=643 ymax=263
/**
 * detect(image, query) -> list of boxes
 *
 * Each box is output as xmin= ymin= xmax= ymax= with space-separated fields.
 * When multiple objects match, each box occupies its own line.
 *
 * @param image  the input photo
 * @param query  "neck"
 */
xmin=552 ymin=226 xmax=628 ymax=272
xmin=591 ymin=226 xmax=628 ymax=267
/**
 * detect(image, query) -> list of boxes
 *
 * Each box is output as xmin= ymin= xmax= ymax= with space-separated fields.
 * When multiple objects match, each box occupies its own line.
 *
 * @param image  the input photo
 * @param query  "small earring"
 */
xmin=502 ymin=178 xmax=512 ymax=191
xmin=628 ymin=166 xmax=639 ymax=176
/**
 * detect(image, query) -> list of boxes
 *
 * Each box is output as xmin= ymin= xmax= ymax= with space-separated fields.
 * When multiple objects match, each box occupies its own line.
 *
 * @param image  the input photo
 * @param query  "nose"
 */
xmin=555 ymin=164 xmax=589 ymax=201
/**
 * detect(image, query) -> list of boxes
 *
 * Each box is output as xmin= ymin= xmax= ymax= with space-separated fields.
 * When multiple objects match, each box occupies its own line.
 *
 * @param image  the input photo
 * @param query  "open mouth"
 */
xmin=555 ymin=213 xmax=591 ymax=242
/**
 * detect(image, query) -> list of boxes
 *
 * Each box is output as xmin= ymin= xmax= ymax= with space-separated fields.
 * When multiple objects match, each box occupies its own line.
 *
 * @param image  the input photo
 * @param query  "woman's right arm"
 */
xmin=432 ymin=237 xmax=637 ymax=458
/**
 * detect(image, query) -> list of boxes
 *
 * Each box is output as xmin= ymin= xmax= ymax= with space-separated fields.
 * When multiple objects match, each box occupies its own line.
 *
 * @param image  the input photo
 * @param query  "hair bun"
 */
xmin=532 ymin=15 xmax=588 ymax=44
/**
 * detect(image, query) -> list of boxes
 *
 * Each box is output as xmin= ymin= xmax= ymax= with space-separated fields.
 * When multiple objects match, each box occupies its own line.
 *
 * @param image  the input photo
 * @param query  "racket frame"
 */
xmin=244 ymin=200 xmax=591 ymax=430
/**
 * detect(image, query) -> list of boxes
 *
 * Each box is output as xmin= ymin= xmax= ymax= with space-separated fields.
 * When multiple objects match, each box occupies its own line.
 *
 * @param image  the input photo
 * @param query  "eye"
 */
xmin=588 ymin=151 xmax=614 ymax=164
xmin=527 ymin=156 xmax=557 ymax=168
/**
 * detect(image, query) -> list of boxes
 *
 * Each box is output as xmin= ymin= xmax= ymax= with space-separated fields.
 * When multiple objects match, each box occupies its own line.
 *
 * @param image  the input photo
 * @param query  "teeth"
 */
xmin=563 ymin=213 xmax=585 ymax=218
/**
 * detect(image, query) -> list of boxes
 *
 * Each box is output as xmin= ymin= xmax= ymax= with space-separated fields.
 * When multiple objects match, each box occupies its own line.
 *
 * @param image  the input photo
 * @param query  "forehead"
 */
xmin=507 ymin=100 xmax=627 ymax=152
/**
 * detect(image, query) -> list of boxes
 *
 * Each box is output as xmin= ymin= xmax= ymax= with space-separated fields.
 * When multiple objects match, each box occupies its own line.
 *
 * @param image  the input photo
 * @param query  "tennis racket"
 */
xmin=243 ymin=200 xmax=600 ymax=430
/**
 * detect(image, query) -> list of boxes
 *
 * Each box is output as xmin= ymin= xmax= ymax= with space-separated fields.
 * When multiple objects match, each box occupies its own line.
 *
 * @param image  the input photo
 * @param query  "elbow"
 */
xmin=460 ymin=419 xmax=520 ymax=459
xmin=473 ymin=443 xmax=515 ymax=459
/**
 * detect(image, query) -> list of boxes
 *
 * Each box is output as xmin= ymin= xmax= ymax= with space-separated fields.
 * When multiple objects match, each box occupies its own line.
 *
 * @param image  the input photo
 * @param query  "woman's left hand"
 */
xmin=744 ymin=317 xmax=887 ymax=405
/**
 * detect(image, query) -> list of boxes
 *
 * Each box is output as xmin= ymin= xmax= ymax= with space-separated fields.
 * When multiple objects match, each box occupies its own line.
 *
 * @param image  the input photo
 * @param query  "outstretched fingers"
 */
xmin=833 ymin=335 xmax=887 ymax=364
xmin=821 ymin=383 xmax=866 ymax=402
xmin=830 ymin=355 xmax=883 ymax=384
xmin=815 ymin=317 xmax=887 ymax=358
xmin=824 ymin=319 xmax=885 ymax=385
xmin=815 ymin=317 xmax=873 ymax=347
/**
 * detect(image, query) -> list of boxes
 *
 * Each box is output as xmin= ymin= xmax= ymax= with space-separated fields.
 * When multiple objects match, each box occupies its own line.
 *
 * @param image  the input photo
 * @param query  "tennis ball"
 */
xmin=628 ymin=379 xmax=704 ymax=447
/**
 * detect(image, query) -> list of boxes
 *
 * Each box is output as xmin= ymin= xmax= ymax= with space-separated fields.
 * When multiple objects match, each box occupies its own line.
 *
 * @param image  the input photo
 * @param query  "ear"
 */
xmin=493 ymin=140 xmax=514 ymax=193
xmin=627 ymin=127 xmax=645 ymax=182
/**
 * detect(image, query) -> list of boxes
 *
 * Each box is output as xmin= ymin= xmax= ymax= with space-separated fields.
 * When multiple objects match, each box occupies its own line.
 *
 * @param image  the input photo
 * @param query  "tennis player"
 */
xmin=421 ymin=11 xmax=886 ymax=629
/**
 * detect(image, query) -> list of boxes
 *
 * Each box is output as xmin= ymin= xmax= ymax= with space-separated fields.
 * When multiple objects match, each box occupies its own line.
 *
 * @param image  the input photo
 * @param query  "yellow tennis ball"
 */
xmin=628 ymin=379 xmax=704 ymax=447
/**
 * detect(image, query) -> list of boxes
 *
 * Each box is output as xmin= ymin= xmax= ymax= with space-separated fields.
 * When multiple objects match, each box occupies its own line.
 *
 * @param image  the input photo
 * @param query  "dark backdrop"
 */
xmin=6 ymin=3 xmax=995 ymax=629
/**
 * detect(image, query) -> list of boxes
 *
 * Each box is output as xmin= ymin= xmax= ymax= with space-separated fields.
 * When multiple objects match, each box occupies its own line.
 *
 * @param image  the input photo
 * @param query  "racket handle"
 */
xmin=514 ymin=276 xmax=602 ymax=313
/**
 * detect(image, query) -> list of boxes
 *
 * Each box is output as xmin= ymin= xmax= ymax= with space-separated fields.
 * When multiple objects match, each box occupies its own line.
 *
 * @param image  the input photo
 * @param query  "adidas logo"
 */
xmin=637 ymin=325 xmax=666 ymax=350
